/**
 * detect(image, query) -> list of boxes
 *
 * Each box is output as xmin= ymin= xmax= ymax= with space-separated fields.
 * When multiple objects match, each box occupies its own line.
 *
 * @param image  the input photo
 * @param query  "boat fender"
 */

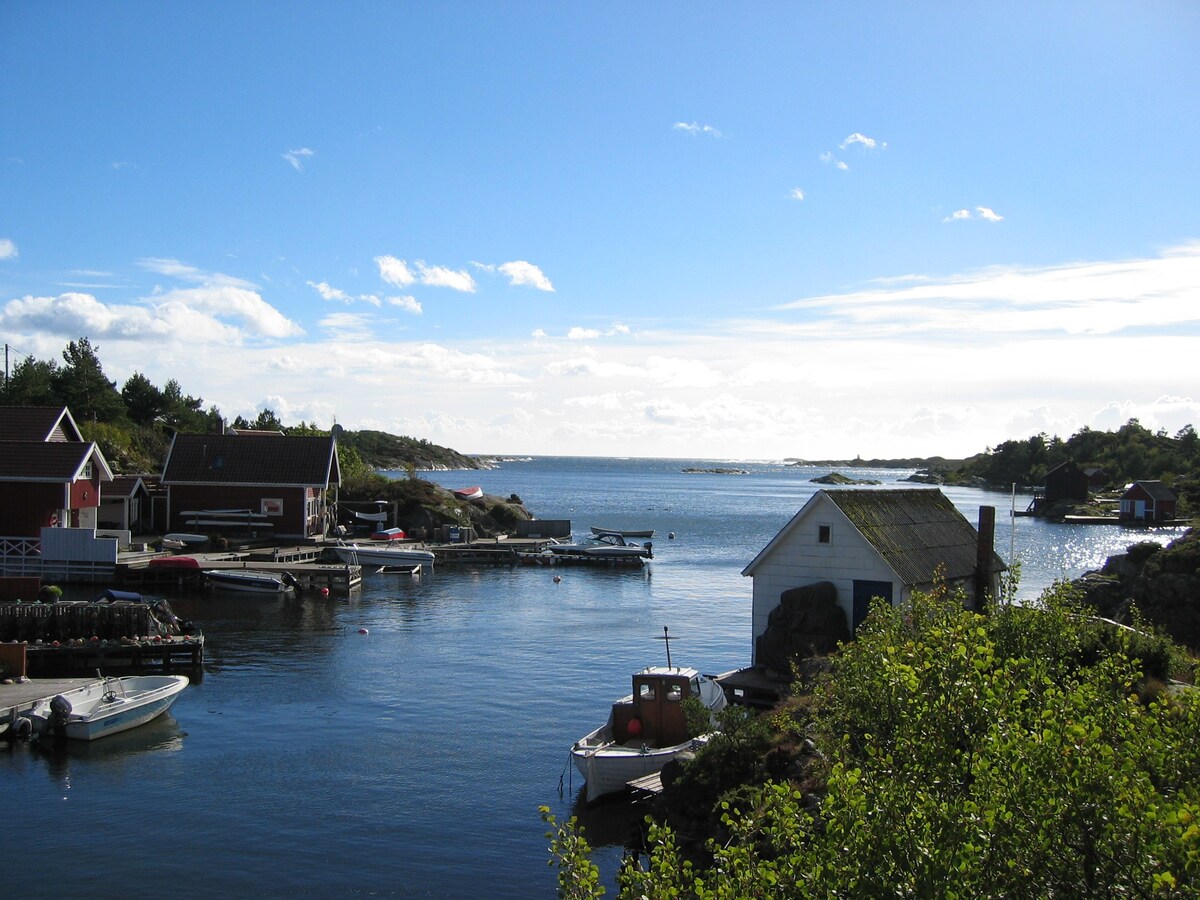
xmin=627 ymin=717 xmax=642 ymax=737
xmin=13 ymin=716 xmax=33 ymax=740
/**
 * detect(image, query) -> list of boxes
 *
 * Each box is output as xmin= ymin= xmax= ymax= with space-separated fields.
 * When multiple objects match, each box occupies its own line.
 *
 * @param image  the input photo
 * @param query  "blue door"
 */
xmin=852 ymin=580 xmax=893 ymax=631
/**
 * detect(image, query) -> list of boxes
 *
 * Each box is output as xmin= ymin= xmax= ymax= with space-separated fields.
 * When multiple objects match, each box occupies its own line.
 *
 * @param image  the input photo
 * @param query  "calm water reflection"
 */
xmin=5 ymin=458 xmax=1187 ymax=896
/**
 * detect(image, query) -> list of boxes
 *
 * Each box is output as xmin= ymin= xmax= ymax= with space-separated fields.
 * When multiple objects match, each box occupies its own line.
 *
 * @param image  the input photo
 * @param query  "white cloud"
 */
xmin=375 ymin=255 xmax=415 ymax=288
xmin=943 ymin=207 xmax=1004 ymax=223
xmin=820 ymin=152 xmax=849 ymax=171
xmin=154 ymin=285 xmax=303 ymax=338
xmin=673 ymin=121 xmax=722 ymax=137
xmin=308 ymin=281 xmax=353 ymax=303
xmin=790 ymin=187 xmax=806 ymax=201
xmin=567 ymin=326 xmax=601 ymax=340
xmin=0 ymin=238 xmax=17 ymax=260
xmin=774 ymin=242 xmax=1200 ymax=338
xmin=531 ymin=328 xmax=549 ymax=339
xmin=387 ymin=295 xmax=422 ymax=314
xmin=138 ymin=257 xmax=205 ymax=280
xmin=282 ymin=147 xmax=314 ymax=171
xmin=120 ymin=259 xmax=302 ymax=338
xmin=840 ymin=132 xmax=879 ymax=150
xmin=498 ymin=260 xmax=554 ymax=292
xmin=319 ymin=312 xmax=376 ymax=340
xmin=415 ymin=261 xmax=476 ymax=292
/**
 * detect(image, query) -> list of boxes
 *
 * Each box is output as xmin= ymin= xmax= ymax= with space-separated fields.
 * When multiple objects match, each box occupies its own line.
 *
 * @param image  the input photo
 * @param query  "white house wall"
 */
xmin=749 ymin=495 xmax=900 ymax=663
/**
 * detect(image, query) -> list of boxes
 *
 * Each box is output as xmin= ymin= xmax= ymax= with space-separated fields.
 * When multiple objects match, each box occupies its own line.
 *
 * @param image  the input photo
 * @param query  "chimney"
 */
xmin=975 ymin=505 xmax=996 ymax=611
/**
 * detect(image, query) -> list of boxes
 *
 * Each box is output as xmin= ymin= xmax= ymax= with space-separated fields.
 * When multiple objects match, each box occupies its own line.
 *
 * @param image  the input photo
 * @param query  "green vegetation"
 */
xmin=545 ymin=585 xmax=1200 ymax=896
xmin=948 ymin=420 xmax=1200 ymax=514
xmin=0 ymin=337 xmax=478 ymax=474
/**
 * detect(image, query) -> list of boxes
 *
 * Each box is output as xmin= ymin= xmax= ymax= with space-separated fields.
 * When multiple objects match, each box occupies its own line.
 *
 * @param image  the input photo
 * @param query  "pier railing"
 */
xmin=0 ymin=529 xmax=119 ymax=583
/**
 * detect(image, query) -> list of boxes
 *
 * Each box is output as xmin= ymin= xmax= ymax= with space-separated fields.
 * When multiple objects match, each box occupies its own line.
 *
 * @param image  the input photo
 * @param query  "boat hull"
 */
xmin=331 ymin=544 xmax=435 ymax=568
xmin=28 ymin=675 xmax=189 ymax=741
xmin=590 ymin=526 xmax=655 ymax=538
xmin=572 ymin=727 xmax=709 ymax=802
xmin=204 ymin=571 xmax=294 ymax=594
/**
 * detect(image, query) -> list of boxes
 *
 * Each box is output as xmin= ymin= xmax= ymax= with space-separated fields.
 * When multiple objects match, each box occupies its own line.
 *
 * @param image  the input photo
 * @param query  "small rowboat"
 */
xmin=453 ymin=486 xmax=484 ymax=500
xmin=590 ymin=526 xmax=655 ymax=538
xmin=204 ymin=570 xmax=295 ymax=595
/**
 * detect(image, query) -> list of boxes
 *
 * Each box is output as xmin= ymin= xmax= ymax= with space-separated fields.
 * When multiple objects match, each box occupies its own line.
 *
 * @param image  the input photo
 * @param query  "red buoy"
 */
xmin=627 ymin=718 xmax=642 ymax=736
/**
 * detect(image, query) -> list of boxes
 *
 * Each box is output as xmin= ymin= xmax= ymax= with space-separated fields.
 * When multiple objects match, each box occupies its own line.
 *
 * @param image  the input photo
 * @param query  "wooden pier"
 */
xmin=1 ymin=677 xmax=95 ymax=734
xmin=115 ymin=549 xmax=361 ymax=593
xmin=21 ymin=635 xmax=204 ymax=677
xmin=0 ymin=597 xmax=205 ymax=678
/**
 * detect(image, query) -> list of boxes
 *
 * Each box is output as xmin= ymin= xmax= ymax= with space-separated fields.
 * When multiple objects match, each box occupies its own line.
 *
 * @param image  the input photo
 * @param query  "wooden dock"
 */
xmin=1 ymin=676 xmax=94 ymax=733
xmin=21 ymin=634 xmax=204 ymax=678
xmin=116 ymin=549 xmax=361 ymax=592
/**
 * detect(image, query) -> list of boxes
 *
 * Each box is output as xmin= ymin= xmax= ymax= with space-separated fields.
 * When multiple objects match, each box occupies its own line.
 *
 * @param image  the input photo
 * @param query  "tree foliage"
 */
xmin=0 ymin=337 xmax=474 ymax=475
xmin=547 ymin=585 xmax=1200 ymax=896
xmin=953 ymin=420 xmax=1200 ymax=514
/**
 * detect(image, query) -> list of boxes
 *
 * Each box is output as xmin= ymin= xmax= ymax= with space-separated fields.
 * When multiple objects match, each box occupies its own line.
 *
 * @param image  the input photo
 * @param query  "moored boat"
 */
xmin=590 ymin=525 xmax=655 ymax=538
xmin=550 ymin=532 xmax=653 ymax=560
xmin=571 ymin=630 xmax=726 ymax=803
xmin=26 ymin=674 xmax=190 ymax=741
xmin=204 ymin=569 xmax=296 ymax=594
xmin=329 ymin=541 xmax=436 ymax=568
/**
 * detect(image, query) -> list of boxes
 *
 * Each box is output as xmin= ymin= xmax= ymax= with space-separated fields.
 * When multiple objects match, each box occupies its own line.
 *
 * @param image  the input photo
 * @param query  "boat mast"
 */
xmin=657 ymin=625 xmax=674 ymax=669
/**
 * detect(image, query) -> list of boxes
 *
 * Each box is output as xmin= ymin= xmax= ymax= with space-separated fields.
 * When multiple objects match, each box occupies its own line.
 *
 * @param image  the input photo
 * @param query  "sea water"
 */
xmin=3 ymin=457 xmax=1188 ymax=897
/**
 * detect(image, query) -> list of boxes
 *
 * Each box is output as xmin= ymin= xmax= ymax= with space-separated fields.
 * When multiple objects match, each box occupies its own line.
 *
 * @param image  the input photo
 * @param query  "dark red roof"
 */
xmin=1124 ymin=480 xmax=1177 ymax=502
xmin=0 ymin=406 xmax=82 ymax=441
xmin=0 ymin=440 xmax=103 ymax=481
xmin=161 ymin=433 xmax=339 ymax=487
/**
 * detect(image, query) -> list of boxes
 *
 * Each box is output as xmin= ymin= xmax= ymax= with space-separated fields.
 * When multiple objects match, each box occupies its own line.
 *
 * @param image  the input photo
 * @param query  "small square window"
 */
xmin=818 ymin=525 xmax=831 ymax=543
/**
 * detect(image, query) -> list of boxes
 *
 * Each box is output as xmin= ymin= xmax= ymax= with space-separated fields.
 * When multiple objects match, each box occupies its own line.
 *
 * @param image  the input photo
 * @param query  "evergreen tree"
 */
xmin=1 ymin=355 xmax=59 ymax=405
xmin=121 ymin=371 xmax=166 ymax=426
xmin=55 ymin=337 xmax=124 ymax=422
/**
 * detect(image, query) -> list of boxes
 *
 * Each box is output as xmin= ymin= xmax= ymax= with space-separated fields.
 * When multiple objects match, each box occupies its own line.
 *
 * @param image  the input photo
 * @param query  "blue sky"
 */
xmin=3 ymin=3 xmax=1198 ymax=459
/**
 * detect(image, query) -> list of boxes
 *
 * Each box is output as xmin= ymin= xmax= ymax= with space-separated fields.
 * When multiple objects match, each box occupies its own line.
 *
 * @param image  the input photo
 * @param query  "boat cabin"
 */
xmin=609 ymin=666 xmax=702 ymax=747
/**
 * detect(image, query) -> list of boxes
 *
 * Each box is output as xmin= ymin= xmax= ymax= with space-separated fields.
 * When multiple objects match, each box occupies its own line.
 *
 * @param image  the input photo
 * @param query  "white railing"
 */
xmin=0 ymin=529 xmax=118 ymax=582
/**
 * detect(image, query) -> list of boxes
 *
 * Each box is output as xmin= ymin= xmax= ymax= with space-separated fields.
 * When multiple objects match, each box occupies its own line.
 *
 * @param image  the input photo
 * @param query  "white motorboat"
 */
xmin=550 ymin=531 xmax=653 ymax=560
xmin=26 ymin=674 xmax=189 ymax=741
xmin=329 ymin=541 xmax=436 ymax=569
xmin=571 ymin=638 xmax=727 ymax=802
xmin=204 ymin=569 xmax=296 ymax=594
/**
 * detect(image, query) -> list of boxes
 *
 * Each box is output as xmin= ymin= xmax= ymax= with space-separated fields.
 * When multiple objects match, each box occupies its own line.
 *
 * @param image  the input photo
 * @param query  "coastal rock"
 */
xmin=756 ymin=581 xmax=850 ymax=674
xmin=1074 ymin=529 xmax=1200 ymax=650
xmin=811 ymin=472 xmax=881 ymax=485
xmin=903 ymin=469 xmax=944 ymax=484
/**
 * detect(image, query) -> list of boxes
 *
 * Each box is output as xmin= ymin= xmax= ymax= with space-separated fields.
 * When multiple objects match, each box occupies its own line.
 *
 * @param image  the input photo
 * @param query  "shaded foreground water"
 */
xmin=4 ymin=458 xmax=1188 ymax=897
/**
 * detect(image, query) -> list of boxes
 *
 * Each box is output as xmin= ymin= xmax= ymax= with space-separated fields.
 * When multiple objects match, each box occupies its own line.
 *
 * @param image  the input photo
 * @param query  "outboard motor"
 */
xmin=643 ymin=541 xmax=653 ymax=558
xmin=44 ymin=694 xmax=73 ymax=737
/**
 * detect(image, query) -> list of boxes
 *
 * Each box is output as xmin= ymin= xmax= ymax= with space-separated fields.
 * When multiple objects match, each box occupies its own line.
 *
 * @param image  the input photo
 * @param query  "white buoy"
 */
xmin=553 ymin=575 xmax=562 ymax=583
xmin=357 ymin=627 xmax=369 ymax=635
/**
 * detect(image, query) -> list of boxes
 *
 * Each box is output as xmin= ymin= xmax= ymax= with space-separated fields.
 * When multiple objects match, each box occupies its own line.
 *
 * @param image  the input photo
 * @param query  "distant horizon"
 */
xmin=3 ymin=6 xmax=1197 ymax=460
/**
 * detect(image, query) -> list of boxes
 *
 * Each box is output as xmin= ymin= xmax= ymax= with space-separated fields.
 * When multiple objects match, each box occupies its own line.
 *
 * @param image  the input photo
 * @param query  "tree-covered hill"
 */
xmin=944 ymin=419 xmax=1199 ymax=515
xmin=335 ymin=430 xmax=479 ymax=472
xmin=0 ymin=336 xmax=480 ymax=475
